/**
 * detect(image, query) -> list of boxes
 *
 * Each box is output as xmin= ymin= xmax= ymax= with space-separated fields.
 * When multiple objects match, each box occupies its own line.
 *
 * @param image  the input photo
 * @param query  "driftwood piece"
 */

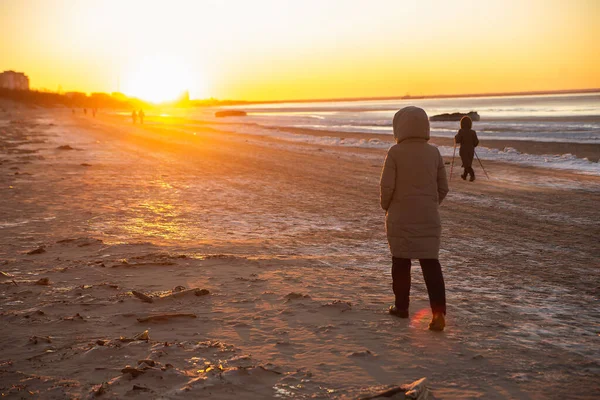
xmin=119 ymin=329 xmax=149 ymax=342
xmin=137 ymin=313 xmax=197 ymax=323
xmin=403 ymin=377 xmax=429 ymax=399
xmin=0 ymin=271 xmax=13 ymax=279
xmin=131 ymin=290 xmax=153 ymax=303
xmin=360 ymin=377 xmax=429 ymax=400
xmin=360 ymin=387 xmax=405 ymax=400
xmin=158 ymin=288 xmax=210 ymax=300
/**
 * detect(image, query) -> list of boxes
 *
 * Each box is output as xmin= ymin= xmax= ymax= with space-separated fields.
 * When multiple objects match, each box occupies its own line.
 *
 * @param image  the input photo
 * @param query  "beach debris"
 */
xmin=137 ymin=313 xmax=197 ymax=323
xmin=80 ymin=163 xmax=92 ymax=167
xmin=137 ymin=359 xmax=156 ymax=367
xmin=56 ymin=145 xmax=74 ymax=150
xmin=131 ymin=290 xmax=154 ymax=303
xmin=134 ymin=330 xmax=150 ymax=340
xmin=360 ymin=377 xmax=430 ymax=400
xmin=322 ymin=300 xmax=352 ymax=312
xmin=26 ymin=349 xmax=57 ymax=361
xmin=404 ymin=377 xmax=429 ymax=399
xmin=26 ymin=246 xmax=46 ymax=255
xmin=96 ymin=339 xmax=108 ymax=346
xmin=1 ymin=271 xmax=18 ymax=286
xmin=131 ymin=385 xmax=153 ymax=392
xmin=63 ymin=313 xmax=85 ymax=321
xmin=122 ymin=359 xmax=167 ymax=379
xmin=347 ymin=349 xmax=377 ymax=358
xmin=56 ymin=237 xmax=103 ymax=246
xmin=90 ymin=382 xmax=109 ymax=397
xmin=23 ymin=310 xmax=45 ymax=319
xmin=121 ymin=366 xmax=145 ymax=378
xmin=119 ymin=329 xmax=150 ymax=342
xmin=359 ymin=386 xmax=405 ymax=399
xmin=173 ymin=285 xmax=186 ymax=292
xmin=35 ymin=277 xmax=50 ymax=286
xmin=285 ymin=292 xmax=311 ymax=301
xmin=158 ymin=288 xmax=210 ymax=300
xmin=28 ymin=335 xmax=52 ymax=344
xmin=195 ymin=340 xmax=236 ymax=353
xmin=161 ymin=363 xmax=174 ymax=371
xmin=316 ymin=324 xmax=337 ymax=333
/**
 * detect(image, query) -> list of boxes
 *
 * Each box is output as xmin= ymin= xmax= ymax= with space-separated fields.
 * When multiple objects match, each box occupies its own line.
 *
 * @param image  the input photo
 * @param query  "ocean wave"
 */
xmin=202 ymin=124 xmax=600 ymax=176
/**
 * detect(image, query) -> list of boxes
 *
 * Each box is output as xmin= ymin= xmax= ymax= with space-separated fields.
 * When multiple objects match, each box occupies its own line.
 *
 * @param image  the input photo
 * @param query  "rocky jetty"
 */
xmin=430 ymin=111 xmax=480 ymax=122
xmin=215 ymin=110 xmax=247 ymax=118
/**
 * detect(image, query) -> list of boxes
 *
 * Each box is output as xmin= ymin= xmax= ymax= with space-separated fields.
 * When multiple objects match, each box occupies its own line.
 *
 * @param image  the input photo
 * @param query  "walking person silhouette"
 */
xmin=455 ymin=116 xmax=479 ymax=181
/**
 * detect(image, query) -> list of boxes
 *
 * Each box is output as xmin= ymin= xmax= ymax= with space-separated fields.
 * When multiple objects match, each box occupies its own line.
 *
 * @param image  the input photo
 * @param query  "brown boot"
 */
xmin=389 ymin=305 xmax=409 ymax=318
xmin=428 ymin=312 xmax=445 ymax=331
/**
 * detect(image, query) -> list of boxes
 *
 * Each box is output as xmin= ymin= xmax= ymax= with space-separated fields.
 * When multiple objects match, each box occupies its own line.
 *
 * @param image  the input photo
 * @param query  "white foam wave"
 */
xmin=205 ymin=124 xmax=600 ymax=176
xmin=436 ymin=146 xmax=600 ymax=176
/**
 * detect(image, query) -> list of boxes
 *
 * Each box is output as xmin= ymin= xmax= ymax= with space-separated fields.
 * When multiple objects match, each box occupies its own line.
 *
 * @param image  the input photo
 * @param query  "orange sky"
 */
xmin=1 ymin=0 xmax=598 ymax=102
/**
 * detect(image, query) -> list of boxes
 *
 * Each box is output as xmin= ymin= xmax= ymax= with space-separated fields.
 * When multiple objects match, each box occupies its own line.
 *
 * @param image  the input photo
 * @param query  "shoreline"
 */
xmin=197 ymin=121 xmax=600 ymax=163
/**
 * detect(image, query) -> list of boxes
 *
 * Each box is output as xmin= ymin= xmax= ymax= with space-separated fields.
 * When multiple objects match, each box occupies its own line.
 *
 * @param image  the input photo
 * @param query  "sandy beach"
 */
xmin=1 ymin=109 xmax=599 ymax=399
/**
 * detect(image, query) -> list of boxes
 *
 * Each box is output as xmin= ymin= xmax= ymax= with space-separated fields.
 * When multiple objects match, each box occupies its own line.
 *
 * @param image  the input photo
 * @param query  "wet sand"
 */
xmin=0 ymin=109 xmax=599 ymax=399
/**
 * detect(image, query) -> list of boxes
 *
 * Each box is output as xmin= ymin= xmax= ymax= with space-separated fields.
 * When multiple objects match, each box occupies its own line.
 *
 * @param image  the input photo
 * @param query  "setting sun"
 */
xmin=1 ymin=0 xmax=597 ymax=101
xmin=121 ymin=55 xmax=201 ymax=103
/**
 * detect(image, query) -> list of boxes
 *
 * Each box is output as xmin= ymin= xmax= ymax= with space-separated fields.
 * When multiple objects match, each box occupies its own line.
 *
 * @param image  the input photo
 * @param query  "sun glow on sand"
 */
xmin=122 ymin=56 xmax=203 ymax=103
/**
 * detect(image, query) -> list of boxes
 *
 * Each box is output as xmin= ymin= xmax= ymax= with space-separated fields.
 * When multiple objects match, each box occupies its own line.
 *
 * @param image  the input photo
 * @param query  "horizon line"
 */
xmin=210 ymin=87 xmax=600 ymax=106
xmin=18 ymin=85 xmax=600 ymax=106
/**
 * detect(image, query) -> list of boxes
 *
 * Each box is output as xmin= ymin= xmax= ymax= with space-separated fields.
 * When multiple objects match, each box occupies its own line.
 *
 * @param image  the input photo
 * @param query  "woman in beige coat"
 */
xmin=380 ymin=106 xmax=449 ymax=331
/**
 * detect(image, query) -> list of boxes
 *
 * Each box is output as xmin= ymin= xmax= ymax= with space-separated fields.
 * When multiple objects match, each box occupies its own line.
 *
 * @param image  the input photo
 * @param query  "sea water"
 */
xmin=218 ymin=92 xmax=600 ymax=144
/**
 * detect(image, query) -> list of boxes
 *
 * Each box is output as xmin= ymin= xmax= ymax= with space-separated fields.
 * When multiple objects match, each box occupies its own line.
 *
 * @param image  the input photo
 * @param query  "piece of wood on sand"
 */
xmin=158 ymin=288 xmax=209 ymax=300
xmin=137 ymin=313 xmax=197 ymax=323
xmin=360 ymin=377 xmax=430 ymax=400
xmin=131 ymin=290 xmax=153 ymax=303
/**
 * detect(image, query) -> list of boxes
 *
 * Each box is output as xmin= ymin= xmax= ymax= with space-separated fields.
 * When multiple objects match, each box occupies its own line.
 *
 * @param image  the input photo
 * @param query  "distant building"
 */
xmin=0 ymin=70 xmax=30 ymax=90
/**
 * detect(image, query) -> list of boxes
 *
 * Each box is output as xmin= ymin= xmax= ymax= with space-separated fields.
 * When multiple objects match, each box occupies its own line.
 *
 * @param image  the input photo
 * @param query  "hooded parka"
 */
xmin=380 ymin=106 xmax=449 ymax=259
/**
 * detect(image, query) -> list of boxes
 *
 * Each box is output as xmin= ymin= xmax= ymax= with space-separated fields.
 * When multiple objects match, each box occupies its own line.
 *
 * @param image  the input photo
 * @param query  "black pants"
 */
xmin=463 ymin=166 xmax=475 ymax=179
xmin=392 ymin=257 xmax=446 ymax=315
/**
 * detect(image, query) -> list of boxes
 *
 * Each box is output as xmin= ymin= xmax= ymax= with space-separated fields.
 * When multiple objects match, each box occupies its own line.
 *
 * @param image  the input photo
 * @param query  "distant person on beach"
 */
xmin=138 ymin=109 xmax=145 ymax=124
xmin=454 ymin=116 xmax=479 ymax=181
xmin=92 ymin=108 xmax=97 ymax=117
xmin=380 ymin=106 xmax=449 ymax=331
xmin=83 ymin=108 xmax=87 ymax=115
xmin=131 ymin=110 xmax=137 ymax=124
